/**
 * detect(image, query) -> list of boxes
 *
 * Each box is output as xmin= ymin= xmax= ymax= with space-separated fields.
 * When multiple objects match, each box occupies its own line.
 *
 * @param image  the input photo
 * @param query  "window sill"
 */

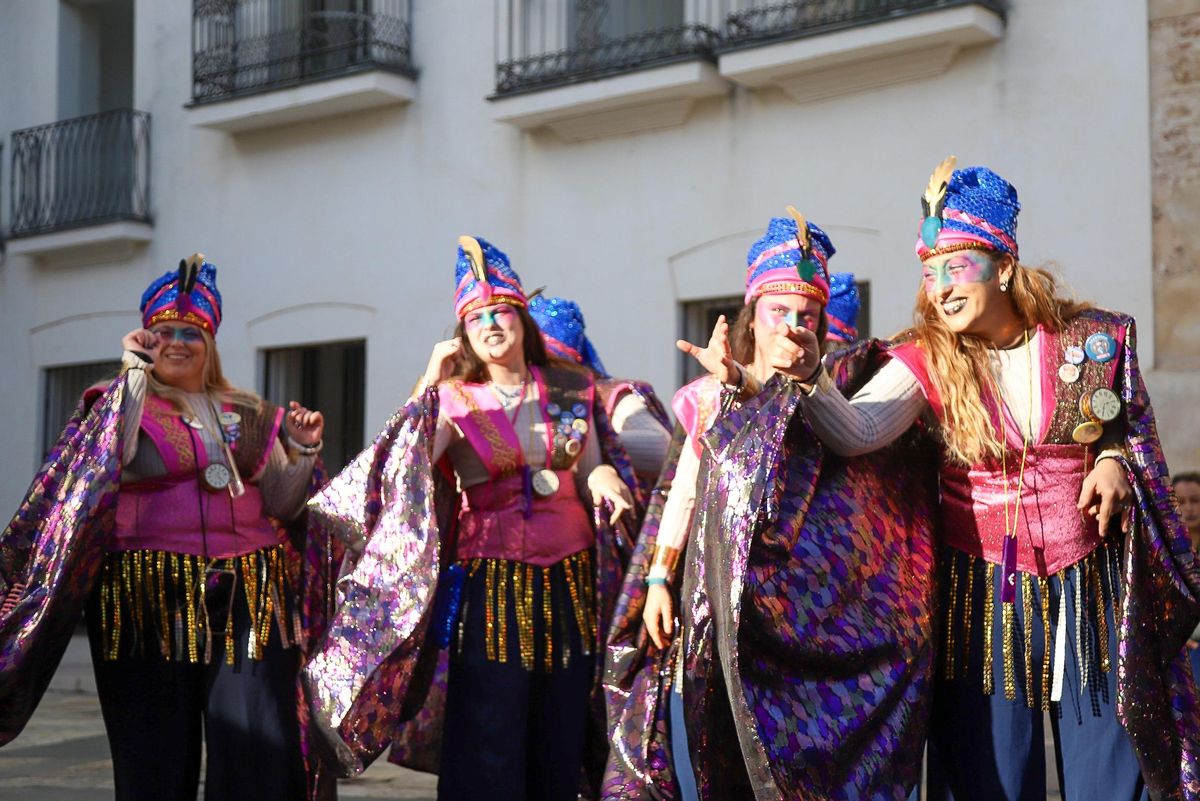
xmin=490 ymin=60 xmax=728 ymax=142
xmin=718 ymin=4 xmax=1004 ymax=103
xmin=8 ymin=221 xmax=153 ymax=262
xmin=188 ymin=70 xmax=416 ymax=133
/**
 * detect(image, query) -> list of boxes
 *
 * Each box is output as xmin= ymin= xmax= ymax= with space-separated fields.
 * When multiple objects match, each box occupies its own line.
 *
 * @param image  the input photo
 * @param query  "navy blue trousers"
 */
xmin=438 ymin=562 xmax=595 ymax=801
xmin=86 ymin=578 xmax=305 ymax=801
xmin=926 ymin=546 xmax=1146 ymax=801
xmin=668 ymin=687 xmax=700 ymax=801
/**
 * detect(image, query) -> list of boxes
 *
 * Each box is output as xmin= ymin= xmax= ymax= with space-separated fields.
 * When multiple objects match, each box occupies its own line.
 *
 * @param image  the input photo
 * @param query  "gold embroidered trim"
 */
xmin=448 ymin=381 xmax=520 ymax=476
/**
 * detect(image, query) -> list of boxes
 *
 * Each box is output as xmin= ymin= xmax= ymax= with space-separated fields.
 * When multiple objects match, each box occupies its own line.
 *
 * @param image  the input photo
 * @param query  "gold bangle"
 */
xmin=650 ymin=544 xmax=680 ymax=575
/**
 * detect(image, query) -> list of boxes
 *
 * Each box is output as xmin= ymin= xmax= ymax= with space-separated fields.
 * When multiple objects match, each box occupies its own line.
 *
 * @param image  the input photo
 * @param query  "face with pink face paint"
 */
xmin=753 ymin=292 xmax=822 ymax=354
xmin=922 ymin=249 xmax=1013 ymax=337
xmin=463 ymin=302 xmax=525 ymax=367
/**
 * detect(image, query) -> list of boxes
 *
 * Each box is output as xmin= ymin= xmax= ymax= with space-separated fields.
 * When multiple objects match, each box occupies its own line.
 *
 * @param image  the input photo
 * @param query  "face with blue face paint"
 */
xmin=463 ymin=302 xmax=525 ymax=367
xmin=922 ymin=249 xmax=1015 ymax=337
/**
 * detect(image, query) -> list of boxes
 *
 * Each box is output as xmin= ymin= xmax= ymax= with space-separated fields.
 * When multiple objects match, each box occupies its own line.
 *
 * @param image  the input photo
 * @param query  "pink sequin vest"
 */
xmin=439 ymin=365 xmax=595 ymax=567
xmin=890 ymin=316 xmax=1127 ymax=577
xmin=113 ymin=395 xmax=285 ymax=557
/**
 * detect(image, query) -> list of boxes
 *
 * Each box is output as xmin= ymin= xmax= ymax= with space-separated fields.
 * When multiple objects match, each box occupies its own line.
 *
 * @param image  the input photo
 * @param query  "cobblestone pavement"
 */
xmin=0 ymin=635 xmax=435 ymax=801
xmin=2 ymin=637 xmax=1064 ymax=800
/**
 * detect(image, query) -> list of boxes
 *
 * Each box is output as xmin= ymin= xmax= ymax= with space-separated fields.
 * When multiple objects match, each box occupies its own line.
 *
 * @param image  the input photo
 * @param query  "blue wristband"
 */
xmin=645 ymin=576 xmax=669 ymax=587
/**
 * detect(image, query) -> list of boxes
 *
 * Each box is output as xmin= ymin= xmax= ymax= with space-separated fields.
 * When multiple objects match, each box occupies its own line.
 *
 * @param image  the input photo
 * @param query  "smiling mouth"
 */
xmin=483 ymin=333 xmax=505 ymax=345
xmin=163 ymin=353 xmax=192 ymax=362
xmin=942 ymin=298 xmax=967 ymax=316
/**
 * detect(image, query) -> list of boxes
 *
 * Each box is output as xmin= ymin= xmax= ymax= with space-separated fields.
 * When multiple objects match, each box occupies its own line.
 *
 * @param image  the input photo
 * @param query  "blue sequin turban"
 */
xmin=528 ymin=295 xmax=609 ymax=377
xmin=826 ymin=272 xmax=860 ymax=343
xmin=917 ymin=165 xmax=1020 ymax=261
xmin=453 ymin=235 xmax=527 ymax=318
xmin=140 ymin=256 xmax=223 ymax=335
xmin=745 ymin=216 xmax=835 ymax=305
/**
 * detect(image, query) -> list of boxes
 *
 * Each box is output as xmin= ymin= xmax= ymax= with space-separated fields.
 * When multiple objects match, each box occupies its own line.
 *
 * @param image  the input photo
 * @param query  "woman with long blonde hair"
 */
xmin=94 ymin=256 xmax=324 ymax=800
xmin=774 ymin=162 xmax=1200 ymax=800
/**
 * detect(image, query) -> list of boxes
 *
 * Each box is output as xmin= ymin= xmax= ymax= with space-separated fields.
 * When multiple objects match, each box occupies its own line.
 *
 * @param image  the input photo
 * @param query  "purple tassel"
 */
xmin=1000 ymin=535 xmax=1018 ymax=603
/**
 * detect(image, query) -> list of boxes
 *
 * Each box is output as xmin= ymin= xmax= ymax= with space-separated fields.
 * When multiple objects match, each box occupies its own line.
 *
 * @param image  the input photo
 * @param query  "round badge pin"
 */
xmin=218 ymin=411 xmax=242 ymax=426
xmin=571 ymin=403 xmax=587 ymax=418
xmin=546 ymin=403 xmax=561 ymax=418
xmin=1084 ymin=333 xmax=1116 ymax=364
xmin=1083 ymin=387 xmax=1122 ymax=423
xmin=560 ymin=412 xmax=574 ymax=425
xmin=1057 ymin=363 xmax=1081 ymax=384
xmin=1064 ymin=345 xmax=1085 ymax=366
xmin=531 ymin=469 xmax=560 ymax=498
xmin=564 ymin=438 xmax=583 ymax=456
xmin=571 ymin=418 xmax=589 ymax=434
xmin=1071 ymin=421 xmax=1103 ymax=444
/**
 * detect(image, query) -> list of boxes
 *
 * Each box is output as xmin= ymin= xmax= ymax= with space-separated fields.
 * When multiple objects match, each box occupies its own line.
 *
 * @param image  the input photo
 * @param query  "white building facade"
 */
xmin=1 ymin=0 xmax=1196 ymax=510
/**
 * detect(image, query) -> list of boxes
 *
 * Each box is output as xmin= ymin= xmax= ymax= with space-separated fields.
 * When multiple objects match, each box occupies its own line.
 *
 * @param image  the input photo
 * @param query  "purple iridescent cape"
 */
xmin=0 ymin=374 xmax=343 ymax=800
xmin=602 ymin=421 xmax=689 ymax=800
xmin=604 ymin=342 xmax=940 ymax=801
xmin=0 ymin=374 xmax=128 ymax=746
xmin=1106 ymin=314 xmax=1200 ymax=799
xmin=301 ymin=381 xmax=643 ymax=792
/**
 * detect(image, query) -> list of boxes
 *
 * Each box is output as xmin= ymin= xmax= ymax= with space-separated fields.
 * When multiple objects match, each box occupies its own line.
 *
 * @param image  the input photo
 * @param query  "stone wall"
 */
xmin=1149 ymin=0 xmax=1200 ymax=471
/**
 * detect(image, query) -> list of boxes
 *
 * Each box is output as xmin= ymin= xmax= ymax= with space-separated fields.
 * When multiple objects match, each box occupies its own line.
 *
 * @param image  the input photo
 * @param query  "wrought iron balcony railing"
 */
xmin=722 ymin=0 xmax=1006 ymax=50
xmin=9 ymin=109 xmax=151 ymax=239
xmin=192 ymin=0 xmax=415 ymax=104
xmin=494 ymin=0 xmax=722 ymax=96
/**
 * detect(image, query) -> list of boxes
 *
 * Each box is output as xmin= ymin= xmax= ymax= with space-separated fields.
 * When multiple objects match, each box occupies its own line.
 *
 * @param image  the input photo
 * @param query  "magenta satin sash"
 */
xmin=939 ymin=444 xmax=1101 ymax=576
xmin=457 ymin=472 xmax=593 ymax=566
xmin=114 ymin=476 xmax=282 ymax=557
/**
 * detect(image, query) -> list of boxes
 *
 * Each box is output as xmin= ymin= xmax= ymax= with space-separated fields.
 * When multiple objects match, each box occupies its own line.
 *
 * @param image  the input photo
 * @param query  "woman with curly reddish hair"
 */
xmin=779 ymin=161 xmax=1200 ymax=800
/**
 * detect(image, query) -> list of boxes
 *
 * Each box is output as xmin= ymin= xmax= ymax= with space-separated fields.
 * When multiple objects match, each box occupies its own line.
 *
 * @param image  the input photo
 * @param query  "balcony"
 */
xmin=8 ymin=109 xmax=152 ymax=260
xmin=188 ymin=0 xmax=417 ymax=133
xmin=490 ymin=1 xmax=728 ymax=142
xmin=718 ymin=0 xmax=1006 ymax=103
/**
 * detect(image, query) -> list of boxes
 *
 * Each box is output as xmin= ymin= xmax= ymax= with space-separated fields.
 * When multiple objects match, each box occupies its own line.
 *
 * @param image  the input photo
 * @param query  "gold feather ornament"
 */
xmin=785 ymin=205 xmax=820 ymax=282
xmin=920 ymin=155 xmax=957 ymax=248
xmin=459 ymin=235 xmax=493 ymax=303
xmin=177 ymin=252 xmax=205 ymax=294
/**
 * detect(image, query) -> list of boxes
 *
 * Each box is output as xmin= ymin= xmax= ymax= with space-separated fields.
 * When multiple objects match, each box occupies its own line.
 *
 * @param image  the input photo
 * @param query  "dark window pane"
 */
xmin=679 ymin=296 xmax=742 ymax=385
xmin=261 ymin=339 xmax=366 ymax=473
xmin=42 ymin=360 xmax=122 ymax=457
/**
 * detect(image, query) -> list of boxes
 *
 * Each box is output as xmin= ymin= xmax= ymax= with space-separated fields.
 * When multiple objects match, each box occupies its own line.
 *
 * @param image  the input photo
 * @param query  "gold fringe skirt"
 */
xmin=95 ymin=544 xmax=300 ymax=665
xmin=938 ymin=539 xmax=1121 ymax=709
xmin=457 ymin=549 xmax=597 ymax=673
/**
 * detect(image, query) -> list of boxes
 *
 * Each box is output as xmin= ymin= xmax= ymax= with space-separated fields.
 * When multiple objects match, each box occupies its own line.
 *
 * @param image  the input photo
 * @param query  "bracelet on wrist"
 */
xmin=287 ymin=435 xmax=323 ymax=456
xmin=645 ymin=576 xmax=669 ymax=588
xmin=650 ymin=544 xmax=681 ymax=574
xmin=799 ymin=361 xmax=824 ymax=385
